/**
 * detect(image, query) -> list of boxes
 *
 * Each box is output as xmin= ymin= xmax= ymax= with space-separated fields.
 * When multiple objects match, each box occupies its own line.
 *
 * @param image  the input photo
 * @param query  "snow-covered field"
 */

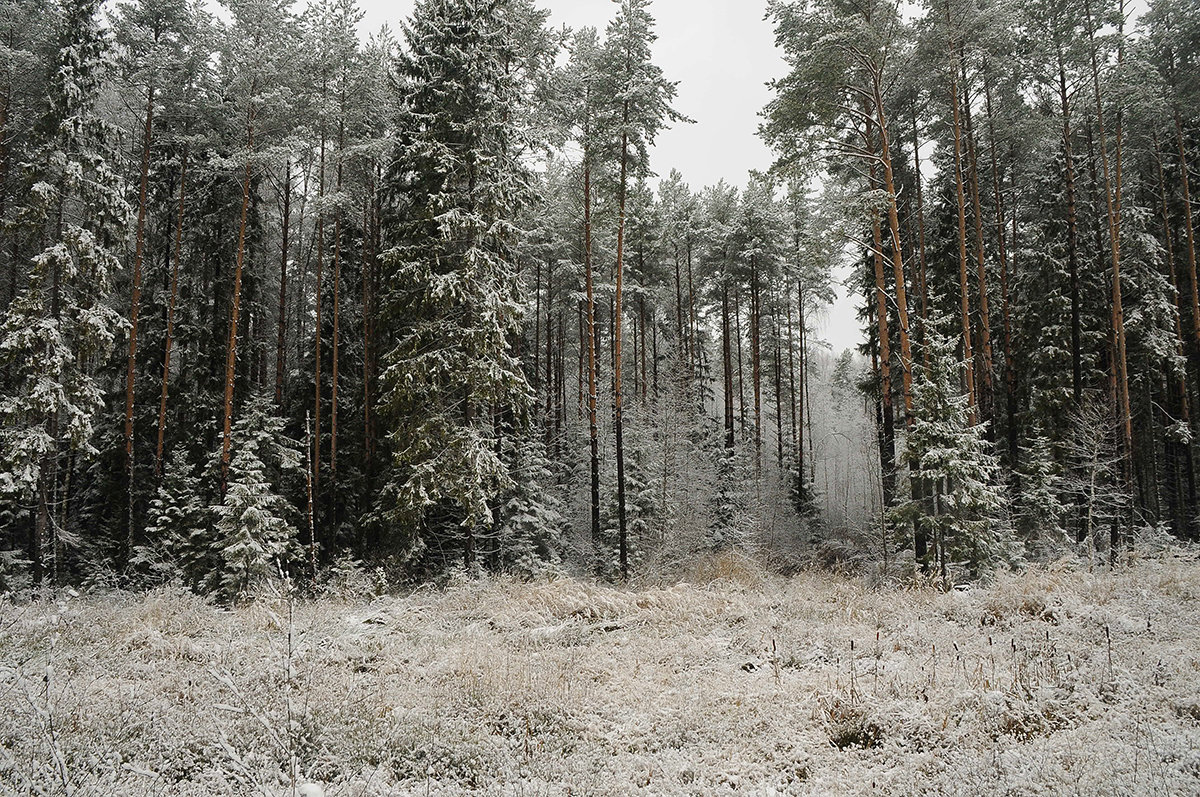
xmin=3 ymin=554 xmax=1200 ymax=796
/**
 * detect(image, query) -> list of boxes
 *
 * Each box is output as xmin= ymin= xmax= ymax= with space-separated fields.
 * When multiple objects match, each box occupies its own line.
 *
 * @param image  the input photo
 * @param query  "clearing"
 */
xmin=2 ymin=555 xmax=1200 ymax=795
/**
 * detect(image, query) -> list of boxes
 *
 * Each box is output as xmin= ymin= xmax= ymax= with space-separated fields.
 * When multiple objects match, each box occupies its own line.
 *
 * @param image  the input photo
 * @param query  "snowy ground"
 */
xmin=2 ymin=554 xmax=1200 ymax=796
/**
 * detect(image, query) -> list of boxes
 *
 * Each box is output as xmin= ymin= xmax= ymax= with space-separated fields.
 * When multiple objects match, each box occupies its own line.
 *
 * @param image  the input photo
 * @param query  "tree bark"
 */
xmin=584 ymin=134 xmax=601 ymax=558
xmin=614 ymin=103 xmax=630 ymax=581
xmin=155 ymin=144 xmax=188 ymax=478
xmin=275 ymin=158 xmax=292 ymax=406
xmin=912 ymin=111 xmax=930 ymax=366
xmin=870 ymin=80 xmax=914 ymax=429
xmin=751 ymin=253 xmax=762 ymax=472
xmin=1085 ymin=0 xmax=1133 ymax=469
xmin=123 ymin=83 xmax=155 ymax=549
xmin=1057 ymin=48 xmax=1083 ymax=404
xmin=961 ymin=65 xmax=995 ymax=422
xmin=313 ymin=99 xmax=327 ymax=509
xmin=947 ymin=32 xmax=977 ymax=421
xmin=984 ymin=75 xmax=1018 ymax=468
xmin=795 ymin=278 xmax=806 ymax=504
xmin=1176 ymin=109 xmax=1200 ymax=348
xmin=331 ymin=118 xmax=344 ymax=483
xmin=220 ymin=107 xmax=256 ymax=492
xmin=723 ymin=282 xmax=734 ymax=450
xmin=1154 ymin=133 xmax=1197 ymax=534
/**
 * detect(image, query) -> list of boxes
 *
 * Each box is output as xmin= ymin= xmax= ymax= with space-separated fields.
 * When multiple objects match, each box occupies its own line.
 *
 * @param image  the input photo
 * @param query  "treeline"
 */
xmin=5 ymin=0 xmax=1195 ymax=598
xmin=763 ymin=0 xmax=1200 ymax=579
xmin=0 ymin=0 xmax=838 ymax=597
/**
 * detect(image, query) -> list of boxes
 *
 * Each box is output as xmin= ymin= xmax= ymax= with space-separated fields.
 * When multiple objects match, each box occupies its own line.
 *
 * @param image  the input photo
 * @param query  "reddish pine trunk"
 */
xmin=220 ymin=109 xmax=257 ymax=492
xmin=276 ymin=159 xmax=292 ymax=406
xmin=871 ymin=80 xmax=914 ymax=428
xmin=961 ymin=68 xmax=995 ymax=421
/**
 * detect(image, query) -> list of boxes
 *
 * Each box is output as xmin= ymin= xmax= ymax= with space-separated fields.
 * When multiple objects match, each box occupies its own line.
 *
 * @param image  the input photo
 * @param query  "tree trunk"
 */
xmin=1086 ymin=0 xmax=1133 ymax=476
xmin=1058 ymin=49 xmax=1083 ymax=404
xmin=1 ymin=28 xmax=13 ymax=308
xmin=361 ymin=186 xmax=373 ymax=467
xmin=545 ymin=251 xmax=555 ymax=425
xmin=871 ymin=197 xmax=896 ymax=510
xmin=947 ymin=34 xmax=977 ymax=420
xmin=984 ymin=75 xmax=1018 ymax=469
xmin=961 ymin=65 xmax=995 ymax=423
xmin=220 ymin=108 xmax=256 ymax=492
xmin=123 ymin=84 xmax=155 ymax=551
xmin=751 ymin=253 xmax=762 ymax=472
xmin=795 ymin=279 xmax=806 ymax=504
xmin=722 ymin=282 xmax=734 ymax=450
xmin=331 ymin=119 xmax=344 ymax=484
xmin=1155 ymin=133 xmax=1197 ymax=534
xmin=674 ymin=244 xmax=684 ymax=356
xmin=155 ymin=145 xmax=188 ymax=478
xmin=584 ymin=139 xmax=601 ymax=558
xmin=614 ymin=105 xmax=630 ymax=581
xmin=313 ymin=96 xmax=327 ymax=512
xmin=1176 ymin=109 xmax=1200 ymax=348
xmin=868 ymin=83 xmax=914 ymax=433
xmin=774 ymin=310 xmax=784 ymax=469
xmin=686 ymin=236 xmax=697 ymax=391
xmin=912 ymin=111 xmax=930 ymax=365
xmin=276 ymin=158 xmax=292 ymax=406
xmin=736 ymin=287 xmax=746 ymax=435
xmin=640 ymin=294 xmax=647 ymax=403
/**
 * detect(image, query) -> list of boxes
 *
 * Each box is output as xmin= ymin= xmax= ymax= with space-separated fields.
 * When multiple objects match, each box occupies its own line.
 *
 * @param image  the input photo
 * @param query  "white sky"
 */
xmin=356 ymin=0 xmax=864 ymax=353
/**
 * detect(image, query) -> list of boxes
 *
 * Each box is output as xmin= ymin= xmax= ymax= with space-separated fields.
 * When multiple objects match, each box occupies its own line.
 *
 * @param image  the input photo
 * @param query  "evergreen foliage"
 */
xmin=893 ymin=324 xmax=1011 ymax=582
xmin=374 ymin=0 xmax=538 ymax=565
xmin=2 ymin=0 xmax=1199 ymax=596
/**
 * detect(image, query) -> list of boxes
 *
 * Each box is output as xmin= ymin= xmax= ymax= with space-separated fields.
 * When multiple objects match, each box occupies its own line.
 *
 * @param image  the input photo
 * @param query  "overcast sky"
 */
xmin=357 ymin=0 xmax=864 ymax=353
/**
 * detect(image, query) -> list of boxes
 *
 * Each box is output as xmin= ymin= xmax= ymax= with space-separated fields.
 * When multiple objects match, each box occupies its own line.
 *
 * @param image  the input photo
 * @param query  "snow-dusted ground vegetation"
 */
xmin=3 ymin=553 xmax=1199 ymax=796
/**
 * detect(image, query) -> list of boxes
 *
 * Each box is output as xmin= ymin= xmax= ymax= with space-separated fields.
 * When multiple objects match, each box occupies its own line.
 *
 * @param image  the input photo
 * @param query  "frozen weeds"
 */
xmin=1 ymin=553 xmax=1199 ymax=795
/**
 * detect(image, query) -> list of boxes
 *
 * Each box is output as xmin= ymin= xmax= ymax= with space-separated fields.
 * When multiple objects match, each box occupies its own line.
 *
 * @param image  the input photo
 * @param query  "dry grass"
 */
xmin=2 ymin=557 xmax=1199 ymax=795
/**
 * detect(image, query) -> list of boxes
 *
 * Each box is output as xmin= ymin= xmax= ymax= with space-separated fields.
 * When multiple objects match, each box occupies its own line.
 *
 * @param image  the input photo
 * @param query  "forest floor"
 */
xmin=2 ymin=554 xmax=1200 ymax=796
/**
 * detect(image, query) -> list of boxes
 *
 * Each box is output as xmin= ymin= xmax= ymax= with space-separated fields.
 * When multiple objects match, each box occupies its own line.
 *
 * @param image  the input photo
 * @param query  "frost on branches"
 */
xmin=0 ymin=0 xmax=128 ymax=581
xmin=373 ymin=0 xmax=540 ymax=568
xmin=892 ymin=323 xmax=1012 ymax=585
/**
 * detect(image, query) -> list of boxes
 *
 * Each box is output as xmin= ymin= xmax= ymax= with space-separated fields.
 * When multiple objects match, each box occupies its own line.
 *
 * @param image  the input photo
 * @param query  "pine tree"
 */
xmin=599 ymin=0 xmax=685 ymax=579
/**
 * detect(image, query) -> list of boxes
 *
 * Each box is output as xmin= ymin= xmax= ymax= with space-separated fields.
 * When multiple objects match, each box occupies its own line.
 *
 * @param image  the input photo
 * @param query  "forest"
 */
xmin=1 ymin=0 xmax=1199 ymax=599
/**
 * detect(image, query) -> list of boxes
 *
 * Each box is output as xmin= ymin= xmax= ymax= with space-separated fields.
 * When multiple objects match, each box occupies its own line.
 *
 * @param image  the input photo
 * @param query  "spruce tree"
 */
xmin=375 ymin=0 xmax=540 ymax=567
xmin=0 ymin=0 xmax=129 ymax=582
xmin=893 ymin=323 xmax=1010 ymax=585
xmin=212 ymin=396 xmax=303 ymax=600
